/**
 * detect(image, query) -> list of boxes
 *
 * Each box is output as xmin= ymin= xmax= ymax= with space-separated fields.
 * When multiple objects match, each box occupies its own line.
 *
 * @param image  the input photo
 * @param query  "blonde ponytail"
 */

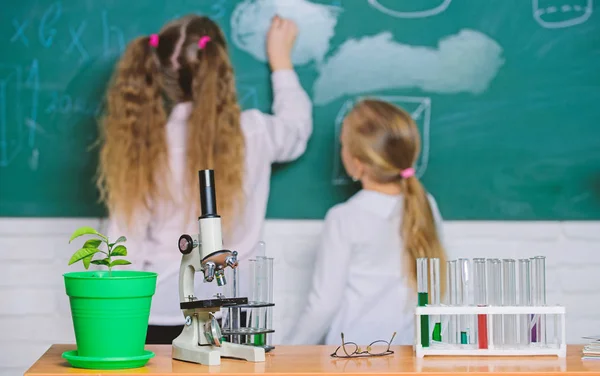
xmin=401 ymin=176 xmax=446 ymax=297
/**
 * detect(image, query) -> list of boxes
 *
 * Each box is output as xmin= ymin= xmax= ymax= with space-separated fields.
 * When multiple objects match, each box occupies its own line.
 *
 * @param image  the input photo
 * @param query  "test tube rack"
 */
xmin=221 ymin=302 xmax=276 ymax=351
xmin=414 ymin=305 xmax=566 ymax=358
xmin=221 ymin=248 xmax=276 ymax=352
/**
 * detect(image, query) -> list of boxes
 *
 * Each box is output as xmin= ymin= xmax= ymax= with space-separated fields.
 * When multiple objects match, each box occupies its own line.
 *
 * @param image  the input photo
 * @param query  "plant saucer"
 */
xmin=62 ymin=350 xmax=154 ymax=369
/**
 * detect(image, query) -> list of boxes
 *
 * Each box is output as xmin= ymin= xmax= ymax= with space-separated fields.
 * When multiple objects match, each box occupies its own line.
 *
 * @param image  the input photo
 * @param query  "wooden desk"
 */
xmin=25 ymin=345 xmax=600 ymax=375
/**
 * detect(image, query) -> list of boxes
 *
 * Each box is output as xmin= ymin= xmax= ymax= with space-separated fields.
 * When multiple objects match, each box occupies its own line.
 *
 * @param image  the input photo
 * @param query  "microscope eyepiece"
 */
xmin=199 ymin=170 xmax=219 ymax=219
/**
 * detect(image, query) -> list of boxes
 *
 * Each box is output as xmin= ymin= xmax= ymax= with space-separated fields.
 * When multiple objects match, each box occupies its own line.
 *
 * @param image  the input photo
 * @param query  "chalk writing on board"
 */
xmin=231 ymin=0 xmax=340 ymax=65
xmin=25 ymin=59 xmax=41 ymax=170
xmin=367 ymin=0 xmax=452 ymax=18
xmin=67 ymin=21 xmax=89 ymax=61
xmin=102 ymin=11 xmax=125 ymax=57
xmin=9 ymin=2 xmax=125 ymax=59
xmin=313 ymin=29 xmax=504 ymax=106
xmin=45 ymin=92 xmax=101 ymax=117
xmin=11 ymin=19 xmax=29 ymax=46
xmin=533 ymin=0 xmax=592 ymax=28
xmin=211 ymin=0 xmax=228 ymax=19
xmin=0 ymin=66 xmax=23 ymax=167
xmin=332 ymin=96 xmax=431 ymax=185
xmin=25 ymin=60 xmax=39 ymax=149
xmin=39 ymin=2 xmax=62 ymax=48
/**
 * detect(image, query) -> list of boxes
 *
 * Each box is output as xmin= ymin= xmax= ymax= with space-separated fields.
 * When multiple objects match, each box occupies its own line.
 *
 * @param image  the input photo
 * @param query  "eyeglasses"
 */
xmin=330 ymin=332 xmax=396 ymax=358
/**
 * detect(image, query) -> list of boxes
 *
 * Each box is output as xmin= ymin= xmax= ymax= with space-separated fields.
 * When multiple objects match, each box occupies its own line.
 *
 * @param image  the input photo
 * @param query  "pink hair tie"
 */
xmin=149 ymin=34 xmax=159 ymax=48
xmin=198 ymin=36 xmax=211 ymax=49
xmin=401 ymin=167 xmax=415 ymax=179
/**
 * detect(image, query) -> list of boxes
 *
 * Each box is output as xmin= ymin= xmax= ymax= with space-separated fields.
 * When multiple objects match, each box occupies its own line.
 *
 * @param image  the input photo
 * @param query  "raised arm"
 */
xmin=242 ymin=16 xmax=313 ymax=163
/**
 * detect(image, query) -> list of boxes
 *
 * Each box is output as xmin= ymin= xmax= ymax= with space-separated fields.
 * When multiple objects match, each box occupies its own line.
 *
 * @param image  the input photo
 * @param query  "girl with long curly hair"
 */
xmin=97 ymin=14 xmax=311 ymax=343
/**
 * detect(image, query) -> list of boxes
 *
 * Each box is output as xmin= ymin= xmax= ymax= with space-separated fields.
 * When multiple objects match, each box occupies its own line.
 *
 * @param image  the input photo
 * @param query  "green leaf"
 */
xmin=110 ymin=259 xmax=131 ymax=267
xmin=69 ymin=226 xmax=107 ymax=243
xmin=68 ymin=248 xmax=101 ymax=265
xmin=110 ymin=245 xmax=127 ymax=257
xmin=109 ymin=236 xmax=127 ymax=247
xmin=91 ymin=258 xmax=110 ymax=266
xmin=82 ymin=255 xmax=93 ymax=269
xmin=82 ymin=239 xmax=102 ymax=249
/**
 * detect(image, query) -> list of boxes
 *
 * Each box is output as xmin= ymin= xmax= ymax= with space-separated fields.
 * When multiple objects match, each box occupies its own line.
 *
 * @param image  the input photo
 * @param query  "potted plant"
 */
xmin=61 ymin=226 xmax=157 ymax=370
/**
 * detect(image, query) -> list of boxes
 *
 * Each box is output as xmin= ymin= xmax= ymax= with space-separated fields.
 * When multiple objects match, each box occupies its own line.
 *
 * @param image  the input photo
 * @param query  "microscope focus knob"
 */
xmin=178 ymin=234 xmax=194 ymax=255
xmin=225 ymin=251 xmax=239 ymax=268
xmin=203 ymin=262 xmax=216 ymax=282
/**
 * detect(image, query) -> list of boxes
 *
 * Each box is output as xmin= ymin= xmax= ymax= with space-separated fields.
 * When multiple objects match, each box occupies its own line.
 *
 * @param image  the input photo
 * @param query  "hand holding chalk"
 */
xmin=266 ymin=15 xmax=298 ymax=71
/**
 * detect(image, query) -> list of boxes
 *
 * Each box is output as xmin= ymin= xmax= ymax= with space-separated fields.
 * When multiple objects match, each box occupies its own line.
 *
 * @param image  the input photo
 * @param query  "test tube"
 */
xmin=473 ymin=258 xmax=488 ymax=349
xmin=223 ymin=265 xmax=241 ymax=343
xmin=448 ymin=260 xmax=458 ymax=344
xmin=531 ymin=256 xmax=546 ymax=344
xmin=487 ymin=259 xmax=503 ymax=348
xmin=261 ymin=255 xmax=274 ymax=346
xmin=246 ymin=259 xmax=257 ymax=344
xmin=458 ymin=259 xmax=471 ymax=344
xmin=252 ymin=255 xmax=273 ymax=347
xmin=518 ymin=259 xmax=531 ymax=347
xmin=430 ymin=258 xmax=442 ymax=342
xmin=502 ymin=259 xmax=517 ymax=347
xmin=417 ymin=258 xmax=429 ymax=347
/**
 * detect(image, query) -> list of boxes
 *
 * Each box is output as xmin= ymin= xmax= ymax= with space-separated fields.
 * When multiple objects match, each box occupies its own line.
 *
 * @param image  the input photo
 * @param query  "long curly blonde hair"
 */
xmin=97 ymin=15 xmax=244 ymax=232
xmin=343 ymin=99 xmax=447 ymax=296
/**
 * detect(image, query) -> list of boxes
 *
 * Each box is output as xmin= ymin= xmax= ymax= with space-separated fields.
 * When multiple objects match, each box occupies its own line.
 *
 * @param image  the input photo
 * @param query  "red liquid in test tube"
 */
xmin=473 ymin=258 xmax=488 ymax=349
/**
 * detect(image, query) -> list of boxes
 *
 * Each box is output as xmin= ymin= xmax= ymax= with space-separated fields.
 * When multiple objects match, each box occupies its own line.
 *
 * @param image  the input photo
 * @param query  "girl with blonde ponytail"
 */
xmin=97 ymin=15 xmax=312 ymax=343
xmin=286 ymin=99 xmax=446 ymax=346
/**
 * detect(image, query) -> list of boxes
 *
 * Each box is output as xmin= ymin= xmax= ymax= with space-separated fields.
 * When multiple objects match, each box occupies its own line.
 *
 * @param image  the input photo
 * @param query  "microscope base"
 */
xmin=221 ymin=342 xmax=266 ymax=362
xmin=172 ymin=342 xmax=265 ymax=366
xmin=172 ymin=342 xmax=221 ymax=366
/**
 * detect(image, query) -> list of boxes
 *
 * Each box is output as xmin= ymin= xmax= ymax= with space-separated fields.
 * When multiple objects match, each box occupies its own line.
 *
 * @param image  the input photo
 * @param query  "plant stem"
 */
xmin=106 ymin=240 xmax=112 ymax=276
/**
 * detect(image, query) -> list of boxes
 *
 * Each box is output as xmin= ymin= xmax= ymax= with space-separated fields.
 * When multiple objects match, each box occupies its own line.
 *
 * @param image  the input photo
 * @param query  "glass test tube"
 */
xmin=448 ymin=260 xmax=459 ymax=344
xmin=502 ymin=259 xmax=517 ymax=347
xmin=487 ymin=259 xmax=503 ymax=348
xmin=473 ymin=258 xmax=488 ymax=349
xmin=262 ymin=255 xmax=274 ymax=346
xmin=458 ymin=259 xmax=471 ymax=344
xmin=247 ymin=259 xmax=257 ymax=344
xmin=254 ymin=255 xmax=273 ymax=347
xmin=223 ymin=265 xmax=241 ymax=343
xmin=531 ymin=256 xmax=546 ymax=344
xmin=417 ymin=258 xmax=429 ymax=347
xmin=518 ymin=259 xmax=531 ymax=347
xmin=430 ymin=258 xmax=442 ymax=342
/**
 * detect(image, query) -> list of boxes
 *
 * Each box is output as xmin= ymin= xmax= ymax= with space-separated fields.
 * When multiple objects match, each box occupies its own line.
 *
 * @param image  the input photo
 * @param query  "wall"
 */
xmin=1 ymin=218 xmax=599 ymax=375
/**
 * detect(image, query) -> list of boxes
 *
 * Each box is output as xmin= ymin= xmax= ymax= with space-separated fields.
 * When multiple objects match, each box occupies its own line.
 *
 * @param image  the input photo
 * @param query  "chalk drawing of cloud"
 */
xmin=313 ymin=29 xmax=505 ymax=105
xmin=231 ymin=0 xmax=340 ymax=66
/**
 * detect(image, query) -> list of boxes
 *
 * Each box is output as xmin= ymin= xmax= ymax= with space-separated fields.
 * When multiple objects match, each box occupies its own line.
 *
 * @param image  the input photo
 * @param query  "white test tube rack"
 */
xmin=414 ymin=305 xmax=566 ymax=358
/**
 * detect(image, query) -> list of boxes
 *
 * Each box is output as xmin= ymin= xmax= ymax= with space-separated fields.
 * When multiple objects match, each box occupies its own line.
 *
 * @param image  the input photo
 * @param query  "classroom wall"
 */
xmin=1 ymin=218 xmax=599 ymax=375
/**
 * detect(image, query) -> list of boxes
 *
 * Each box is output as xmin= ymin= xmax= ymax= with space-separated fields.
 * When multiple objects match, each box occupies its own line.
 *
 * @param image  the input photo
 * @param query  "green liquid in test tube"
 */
xmin=417 ymin=258 xmax=429 ymax=347
xmin=459 ymin=258 xmax=470 ymax=345
xmin=430 ymin=258 xmax=442 ymax=342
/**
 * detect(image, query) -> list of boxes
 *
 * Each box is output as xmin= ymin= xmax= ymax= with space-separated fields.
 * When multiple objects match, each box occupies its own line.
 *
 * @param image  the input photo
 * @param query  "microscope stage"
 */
xmin=180 ymin=297 xmax=248 ymax=310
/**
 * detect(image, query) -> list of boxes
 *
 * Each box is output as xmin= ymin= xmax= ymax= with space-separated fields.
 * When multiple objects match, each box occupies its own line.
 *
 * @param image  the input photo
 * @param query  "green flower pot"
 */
xmin=63 ymin=270 xmax=157 ymax=369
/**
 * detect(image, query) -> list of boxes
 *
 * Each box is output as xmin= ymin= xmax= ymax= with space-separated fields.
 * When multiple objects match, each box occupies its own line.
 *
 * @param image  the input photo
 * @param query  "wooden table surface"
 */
xmin=24 ymin=344 xmax=600 ymax=376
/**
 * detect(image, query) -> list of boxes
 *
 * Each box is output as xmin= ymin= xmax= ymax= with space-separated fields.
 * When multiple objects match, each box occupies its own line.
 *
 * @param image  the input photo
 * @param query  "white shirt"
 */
xmin=106 ymin=70 xmax=312 ymax=325
xmin=284 ymin=189 xmax=444 ymax=346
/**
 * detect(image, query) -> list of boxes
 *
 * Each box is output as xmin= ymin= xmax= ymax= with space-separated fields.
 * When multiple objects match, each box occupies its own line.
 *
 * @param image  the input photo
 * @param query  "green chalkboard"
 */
xmin=1 ymin=0 xmax=599 ymax=220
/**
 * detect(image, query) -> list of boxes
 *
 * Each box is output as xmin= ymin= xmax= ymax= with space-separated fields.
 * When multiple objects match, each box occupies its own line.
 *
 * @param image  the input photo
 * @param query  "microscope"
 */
xmin=172 ymin=169 xmax=265 ymax=366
